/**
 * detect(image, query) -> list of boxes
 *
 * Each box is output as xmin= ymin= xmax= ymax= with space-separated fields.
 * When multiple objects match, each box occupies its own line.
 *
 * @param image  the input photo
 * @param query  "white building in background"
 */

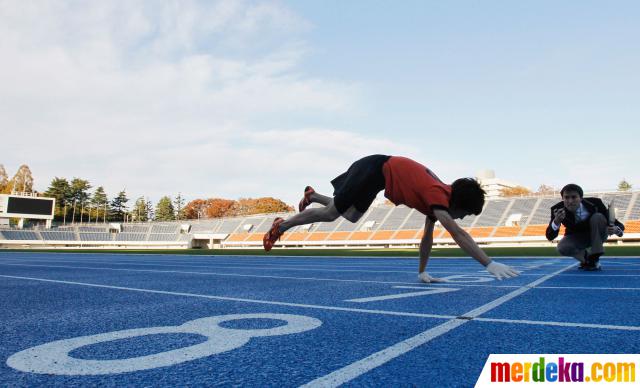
xmin=476 ymin=170 xmax=528 ymax=199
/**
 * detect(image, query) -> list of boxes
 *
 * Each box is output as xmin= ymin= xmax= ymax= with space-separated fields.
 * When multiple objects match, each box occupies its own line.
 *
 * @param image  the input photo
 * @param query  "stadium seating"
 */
xmin=1 ymin=191 xmax=638 ymax=248
xmin=0 ymin=231 xmax=40 ymax=240
xmin=40 ymin=231 xmax=76 ymax=241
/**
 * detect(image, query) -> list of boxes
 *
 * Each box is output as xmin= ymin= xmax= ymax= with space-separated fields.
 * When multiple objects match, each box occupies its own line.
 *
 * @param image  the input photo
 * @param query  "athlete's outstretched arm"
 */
xmin=433 ymin=209 xmax=520 ymax=280
xmin=417 ymin=217 xmax=446 ymax=283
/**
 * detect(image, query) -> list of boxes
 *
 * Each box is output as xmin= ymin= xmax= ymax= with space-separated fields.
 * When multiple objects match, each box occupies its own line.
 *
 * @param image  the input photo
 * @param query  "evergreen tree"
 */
xmin=173 ymin=193 xmax=185 ymax=220
xmin=44 ymin=178 xmax=72 ymax=221
xmin=10 ymin=164 xmax=34 ymax=193
xmin=91 ymin=186 xmax=109 ymax=222
xmin=155 ymin=196 xmax=176 ymax=221
xmin=131 ymin=197 xmax=152 ymax=222
xmin=70 ymin=178 xmax=92 ymax=204
xmin=110 ymin=190 xmax=129 ymax=222
xmin=618 ymin=179 xmax=632 ymax=191
xmin=131 ymin=197 xmax=147 ymax=222
xmin=69 ymin=178 xmax=92 ymax=222
xmin=0 ymin=164 xmax=8 ymax=194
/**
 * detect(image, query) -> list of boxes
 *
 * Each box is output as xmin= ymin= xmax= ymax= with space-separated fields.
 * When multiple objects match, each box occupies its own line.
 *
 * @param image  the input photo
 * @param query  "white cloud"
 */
xmin=0 ymin=0 xmax=416 ymax=207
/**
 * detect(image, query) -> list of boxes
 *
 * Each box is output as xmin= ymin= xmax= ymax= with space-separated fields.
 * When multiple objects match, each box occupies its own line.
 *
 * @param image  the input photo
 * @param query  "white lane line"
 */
xmin=474 ymin=317 xmax=640 ymax=331
xmin=3 ymin=262 xmax=640 ymax=290
xmin=0 ymin=258 xmax=583 ymax=276
xmin=536 ymin=286 xmax=640 ymax=290
xmin=300 ymin=319 xmax=470 ymax=388
xmin=3 ymin=258 xmax=637 ymax=278
xmin=1 ymin=256 xmax=425 ymax=267
xmin=0 ymin=262 xmax=520 ymax=288
xmin=2 ymin=255 xmax=564 ymax=266
xmin=1 ymin=273 xmax=637 ymax=333
xmin=0 ymin=257 xmax=569 ymax=272
xmin=0 ymin=262 xmax=567 ymax=288
xmin=299 ymin=263 xmax=577 ymax=388
xmin=0 ymin=253 xmax=570 ymax=267
xmin=345 ymin=287 xmax=459 ymax=303
xmin=0 ymin=274 xmax=455 ymax=320
xmin=1 ymin=252 xmax=602 ymax=260
xmin=0 ymin=259 xmax=420 ymax=274
xmin=25 ymin=257 xmax=559 ymax=270
xmin=1 ymin=255 xmax=476 ymax=268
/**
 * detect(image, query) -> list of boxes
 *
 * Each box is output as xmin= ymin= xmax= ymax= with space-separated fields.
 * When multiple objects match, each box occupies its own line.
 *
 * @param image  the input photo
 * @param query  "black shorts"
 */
xmin=331 ymin=154 xmax=391 ymax=214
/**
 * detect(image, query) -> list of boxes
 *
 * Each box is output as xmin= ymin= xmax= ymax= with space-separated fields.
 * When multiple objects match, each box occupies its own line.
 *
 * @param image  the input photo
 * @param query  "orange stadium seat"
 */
xmin=245 ymin=233 xmax=264 ymax=242
xmin=521 ymin=225 xmax=547 ymax=236
xmin=327 ymin=231 xmax=351 ymax=240
xmin=624 ymin=220 xmax=640 ymax=233
xmin=282 ymin=232 xmax=309 ymax=242
xmin=349 ymin=231 xmax=373 ymax=240
xmin=416 ymin=229 xmax=445 ymax=239
xmin=371 ymin=230 xmax=394 ymax=240
xmin=307 ymin=232 xmax=330 ymax=241
xmin=493 ymin=226 xmax=522 ymax=237
xmin=227 ymin=233 xmax=248 ymax=242
xmin=468 ymin=227 xmax=494 ymax=238
xmin=394 ymin=230 xmax=421 ymax=240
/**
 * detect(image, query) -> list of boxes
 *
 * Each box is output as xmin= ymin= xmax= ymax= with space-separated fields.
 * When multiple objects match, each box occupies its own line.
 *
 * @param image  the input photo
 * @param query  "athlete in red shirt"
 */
xmin=263 ymin=155 xmax=519 ymax=281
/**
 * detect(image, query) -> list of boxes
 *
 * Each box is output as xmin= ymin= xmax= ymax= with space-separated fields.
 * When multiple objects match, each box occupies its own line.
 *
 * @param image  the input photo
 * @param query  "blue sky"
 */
xmin=1 ymin=1 xmax=638 ymax=206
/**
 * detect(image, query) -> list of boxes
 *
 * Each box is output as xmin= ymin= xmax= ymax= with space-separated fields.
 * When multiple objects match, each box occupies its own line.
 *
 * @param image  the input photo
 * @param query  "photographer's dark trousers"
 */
xmin=557 ymin=213 xmax=608 ymax=257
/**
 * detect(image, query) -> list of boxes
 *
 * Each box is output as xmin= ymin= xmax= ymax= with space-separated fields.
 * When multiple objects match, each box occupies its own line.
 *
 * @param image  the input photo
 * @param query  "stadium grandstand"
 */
xmin=1 ymin=190 xmax=639 ymax=249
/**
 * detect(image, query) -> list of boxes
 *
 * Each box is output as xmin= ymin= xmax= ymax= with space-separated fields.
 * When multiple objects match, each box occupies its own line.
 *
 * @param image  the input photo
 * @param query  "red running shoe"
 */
xmin=298 ymin=186 xmax=315 ymax=212
xmin=263 ymin=217 xmax=285 ymax=252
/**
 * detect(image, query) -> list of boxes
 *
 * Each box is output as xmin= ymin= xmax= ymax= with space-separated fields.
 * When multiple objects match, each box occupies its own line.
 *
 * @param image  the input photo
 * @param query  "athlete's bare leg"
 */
xmin=309 ymin=191 xmax=332 ymax=206
xmin=280 ymin=201 xmax=365 ymax=232
xmin=280 ymin=200 xmax=341 ymax=232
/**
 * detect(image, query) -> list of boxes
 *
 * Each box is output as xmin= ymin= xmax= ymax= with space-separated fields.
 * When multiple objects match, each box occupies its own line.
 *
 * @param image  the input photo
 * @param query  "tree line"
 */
xmin=43 ymin=178 xmax=292 ymax=223
xmin=4 ymin=163 xmax=632 ymax=219
xmin=0 ymin=164 xmax=34 ymax=194
xmin=500 ymin=181 xmax=634 ymax=197
xmin=2 ymin=163 xmax=292 ymax=223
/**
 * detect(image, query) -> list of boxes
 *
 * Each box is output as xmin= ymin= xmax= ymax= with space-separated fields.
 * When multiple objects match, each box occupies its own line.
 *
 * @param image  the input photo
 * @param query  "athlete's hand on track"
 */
xmin=418 ymin=272 xmax=447 ymax=283
xmin=486 ymin=261 xmax=520 ymax=280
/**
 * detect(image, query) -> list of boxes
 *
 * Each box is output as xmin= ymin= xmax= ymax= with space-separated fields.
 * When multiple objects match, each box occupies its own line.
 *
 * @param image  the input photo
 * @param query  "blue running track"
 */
xmin=1 ymin=252 xmax=639 ymax=387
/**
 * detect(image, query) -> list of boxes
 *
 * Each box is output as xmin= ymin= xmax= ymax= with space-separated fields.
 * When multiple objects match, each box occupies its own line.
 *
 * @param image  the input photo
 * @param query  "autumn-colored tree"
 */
xmin=536 ymin=184 xmax=555 ymax=195
xmin=10 ymin=164 xmax=34 ymax=193
xmin=232 ymin=198 xmax=257 ymax=216
xmin=182 ymin=199 xmax=209 ymax=219
xmin=249 ymin=197 xmax=293 ymax=214
xmin=231 ymin=197 xmax=293 ymax=216
xmin=0 ymin=164 xmax=9 ymax=194
xmin=182 ymin=197 xmax=292 ymax=219
xmin=205 ymin=198 xmax=236 ymax=218
xmin=500 ymin=186 xmax=532 ymax=197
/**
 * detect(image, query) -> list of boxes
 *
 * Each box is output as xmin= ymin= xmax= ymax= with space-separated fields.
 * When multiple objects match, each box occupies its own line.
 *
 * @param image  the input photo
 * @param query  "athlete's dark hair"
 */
xmin=450 ymin=178 xmax=485 ymax=215
xmin=560 ymin=183 xmax=583 ymax=198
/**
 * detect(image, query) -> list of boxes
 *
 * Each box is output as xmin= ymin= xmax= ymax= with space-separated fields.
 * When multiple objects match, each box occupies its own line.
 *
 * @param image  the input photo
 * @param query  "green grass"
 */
xmin=3 ymin=246 xmax=639 ymax=257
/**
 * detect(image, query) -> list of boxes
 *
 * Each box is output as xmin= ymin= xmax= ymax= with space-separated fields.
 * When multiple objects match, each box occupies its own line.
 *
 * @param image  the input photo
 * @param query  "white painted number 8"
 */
xmin=7 ymin=313 xmax=322 ymax=375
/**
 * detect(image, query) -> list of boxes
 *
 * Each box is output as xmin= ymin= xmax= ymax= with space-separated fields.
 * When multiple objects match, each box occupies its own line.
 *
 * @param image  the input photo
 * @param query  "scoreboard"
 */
xmin=0 ymin=194 xmax=55 ymax=220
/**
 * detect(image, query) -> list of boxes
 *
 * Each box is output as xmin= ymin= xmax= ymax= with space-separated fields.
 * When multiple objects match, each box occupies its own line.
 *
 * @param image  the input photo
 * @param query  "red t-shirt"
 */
xmin=382 ymin=156 xmax=451 ymax=220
